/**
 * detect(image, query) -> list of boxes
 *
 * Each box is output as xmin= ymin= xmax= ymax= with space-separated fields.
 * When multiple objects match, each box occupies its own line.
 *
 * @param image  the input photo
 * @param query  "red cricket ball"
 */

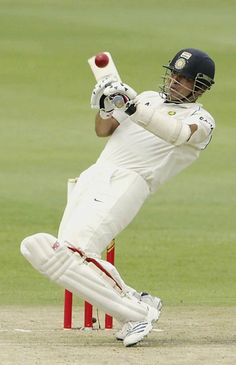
xmin=95 ymin=53 xmax=109 ymax=68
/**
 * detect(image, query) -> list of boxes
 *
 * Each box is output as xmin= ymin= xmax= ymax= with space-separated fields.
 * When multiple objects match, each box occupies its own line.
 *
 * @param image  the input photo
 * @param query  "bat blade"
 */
xmin=88 ymin=52 xmax=121 ymax=82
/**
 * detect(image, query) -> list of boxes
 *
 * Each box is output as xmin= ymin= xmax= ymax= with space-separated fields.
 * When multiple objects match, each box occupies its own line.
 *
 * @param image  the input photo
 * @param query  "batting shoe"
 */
xmin=140 ymin=292 xmax=162 ymax=315
xmin=116 ymin=294 xmax=162 ymax=341
xmin=123 ymin=320 xmax=153 ymax=347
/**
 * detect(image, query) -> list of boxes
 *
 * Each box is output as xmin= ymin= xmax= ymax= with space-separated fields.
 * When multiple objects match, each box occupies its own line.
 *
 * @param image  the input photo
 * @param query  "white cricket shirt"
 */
xmin=96 ymin=91 xmax=215 ymax=192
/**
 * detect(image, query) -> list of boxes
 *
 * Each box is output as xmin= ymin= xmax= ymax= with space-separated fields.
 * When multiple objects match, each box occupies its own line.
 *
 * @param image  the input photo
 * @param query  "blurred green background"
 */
xmin=0 ymin=0 xmax=235 ymax=307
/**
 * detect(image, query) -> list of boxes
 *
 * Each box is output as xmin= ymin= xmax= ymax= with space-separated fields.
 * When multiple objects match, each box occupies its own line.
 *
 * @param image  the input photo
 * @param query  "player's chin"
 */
xmin=168 ymin=88 xmax=187 ymax=102
xmin=167 ymin=92 xmax=180 ymax=102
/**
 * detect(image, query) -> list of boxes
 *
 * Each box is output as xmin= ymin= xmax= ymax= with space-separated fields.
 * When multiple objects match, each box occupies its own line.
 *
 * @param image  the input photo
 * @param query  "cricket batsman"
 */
xmin=21 ymin=48 xmax=215 ymax=347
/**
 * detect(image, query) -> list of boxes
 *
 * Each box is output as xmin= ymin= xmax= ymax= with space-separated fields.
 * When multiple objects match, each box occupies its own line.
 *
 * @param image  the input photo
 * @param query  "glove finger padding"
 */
xmin=90 ymin=76 xmax=117 ymax=109
xmin=103 ymin=82 xmax=137 ymax=101
xmin=99 ymin=95 xmax=115 ymax=119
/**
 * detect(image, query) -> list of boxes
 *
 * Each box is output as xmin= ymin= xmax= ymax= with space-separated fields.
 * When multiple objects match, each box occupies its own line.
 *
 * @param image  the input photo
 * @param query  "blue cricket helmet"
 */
xmin=164 ymin=48 xmax=215 ymax=89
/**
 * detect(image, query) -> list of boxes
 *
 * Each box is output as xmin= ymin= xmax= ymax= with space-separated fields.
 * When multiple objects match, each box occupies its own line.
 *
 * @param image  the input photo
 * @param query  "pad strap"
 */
xmin=68 ymin=246 xmax=123 ymax=291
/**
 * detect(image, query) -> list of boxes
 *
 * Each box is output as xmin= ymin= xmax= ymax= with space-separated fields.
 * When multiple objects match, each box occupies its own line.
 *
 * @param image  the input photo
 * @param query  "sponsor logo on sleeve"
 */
xmin=199 ymin=116 xmax=214 ymax=129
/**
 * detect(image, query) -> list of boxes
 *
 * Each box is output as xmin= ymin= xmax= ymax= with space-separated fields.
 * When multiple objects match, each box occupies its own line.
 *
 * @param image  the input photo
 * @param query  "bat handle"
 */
xmin=112 ymin=95 xmax=126 ymax=108
xmin=125 ymin=103 xmax=136 ymax=116
xmin=112 ymin=95 xmax=136 ymax=115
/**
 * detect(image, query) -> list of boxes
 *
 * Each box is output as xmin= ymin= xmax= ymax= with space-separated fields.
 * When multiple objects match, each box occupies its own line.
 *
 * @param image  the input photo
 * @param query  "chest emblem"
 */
xmin=168 ymin=111 xmax=176 ymax=116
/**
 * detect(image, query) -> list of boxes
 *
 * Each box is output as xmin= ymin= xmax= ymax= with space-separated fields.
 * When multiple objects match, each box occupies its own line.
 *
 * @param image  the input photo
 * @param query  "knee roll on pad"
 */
xmin=20 ymin=233 xmax=58 ymax=273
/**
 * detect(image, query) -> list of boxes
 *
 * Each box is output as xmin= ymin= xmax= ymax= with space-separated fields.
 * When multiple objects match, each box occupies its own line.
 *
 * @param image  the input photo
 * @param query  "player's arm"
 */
xmin=128 ymin=103 xmax=191 ymax=145
xmin=128 ymin=98 xmax=212 ymax=146
xmin=95 ymin=112 xmax=119 ymax=137
xmin=188 ymin=124 xmax=198 ymax=137
xmin=185 ymin=112 xmax=215 ymax=144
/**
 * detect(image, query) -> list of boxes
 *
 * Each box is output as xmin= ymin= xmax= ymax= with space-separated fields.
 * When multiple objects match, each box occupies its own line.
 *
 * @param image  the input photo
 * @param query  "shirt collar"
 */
xmin=164 ymin=101 xmax=202 ymax=109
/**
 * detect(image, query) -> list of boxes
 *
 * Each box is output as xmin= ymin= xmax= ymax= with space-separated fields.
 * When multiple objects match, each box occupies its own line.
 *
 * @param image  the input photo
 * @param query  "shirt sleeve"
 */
xmin=186 ymin=110 xmax=215 ymax=146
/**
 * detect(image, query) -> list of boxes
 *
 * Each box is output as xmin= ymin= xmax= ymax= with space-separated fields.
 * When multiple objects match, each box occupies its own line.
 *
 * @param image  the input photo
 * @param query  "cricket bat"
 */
xmin=88 ymin=52 xmax=134 ymax=111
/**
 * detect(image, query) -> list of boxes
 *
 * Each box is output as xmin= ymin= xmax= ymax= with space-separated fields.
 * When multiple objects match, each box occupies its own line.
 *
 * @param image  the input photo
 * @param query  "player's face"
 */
xmin=167 ymin=71 xmax=195 ymax=102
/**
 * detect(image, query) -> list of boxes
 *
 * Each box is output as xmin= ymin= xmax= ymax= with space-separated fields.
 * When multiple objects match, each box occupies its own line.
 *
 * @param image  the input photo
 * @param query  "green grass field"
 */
xmin=0 ymin=0 xmax=235 ymax=308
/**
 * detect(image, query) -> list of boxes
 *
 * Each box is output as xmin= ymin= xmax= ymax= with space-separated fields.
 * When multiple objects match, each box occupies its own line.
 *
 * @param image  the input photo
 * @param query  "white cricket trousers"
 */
xmin=58 ymin=162 xmax=150 ymax=257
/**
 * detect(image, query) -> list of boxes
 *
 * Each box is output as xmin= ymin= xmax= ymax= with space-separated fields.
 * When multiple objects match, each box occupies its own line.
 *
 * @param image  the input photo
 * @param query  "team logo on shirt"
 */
xmin=168 ymin=111 xmax=176 ymax=116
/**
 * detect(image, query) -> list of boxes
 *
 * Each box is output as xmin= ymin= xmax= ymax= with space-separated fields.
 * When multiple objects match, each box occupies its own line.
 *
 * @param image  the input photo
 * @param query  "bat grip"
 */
xmin=99 ymin=94 xmax=106 ymax=109
xmin=112 ymin=95 xmax=136 ymax=115
xmin=100 ymin=94 xmax=137 ymax=116
xmin=125 ymin=103 xmax=136 ymax=116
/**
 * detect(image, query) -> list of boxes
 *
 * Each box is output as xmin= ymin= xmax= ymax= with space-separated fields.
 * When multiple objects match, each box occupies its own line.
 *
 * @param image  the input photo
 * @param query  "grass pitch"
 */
xmin=0 ymin=0 xmax=235 ymax=311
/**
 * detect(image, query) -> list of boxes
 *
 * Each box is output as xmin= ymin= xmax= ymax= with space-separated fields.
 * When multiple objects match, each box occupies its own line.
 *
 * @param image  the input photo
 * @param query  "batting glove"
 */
xmin=90 ymin=76 xmax=117 ymax=109
xmin=103 ymin=82 xmax=137 ymax=107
